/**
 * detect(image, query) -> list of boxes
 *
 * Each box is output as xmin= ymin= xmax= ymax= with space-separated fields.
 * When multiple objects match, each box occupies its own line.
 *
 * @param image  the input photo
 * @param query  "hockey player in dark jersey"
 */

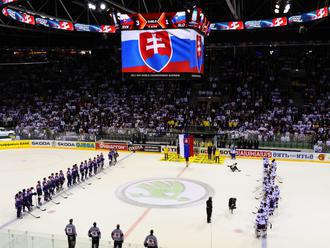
xmin=80 ymin=162 xmax=85 ymax=181
xmin=111 ymin=224 xmax=124 ymax=248
xmin=88 ymin=222 xmax=101 ymax=248
xmin=96 ymin=155 xmax=100 ymax=170
xmin=72 ymin=165 xmax=77 ymax=185
xmin=88 ymin=159 xmax=93 ymax=177
xmin=54 ymin=173 xmax=60 ymax=192
xmin=100 ymin=153 xmax=104 ymax=169
xmin=27 ymin=187 xmax=36 ymax=208
xmin=114 ymin=150 xmax=119 ymax=164
xmin=59 ymin=170 xmax=65 ymax=189
xmin=228 ymin=197 xmax=237 ymax=214
xmin=84 ymin=160 xmax=88 ymax=179
xmin=67 ymin=168 xmax=72 ymax=188
xmin=93 ymin=157 xmax=98 ymax=175
xmin=49 ymin=175 xmax=55 ymax=195
xmin=22 ymin=189 xmax=30 ymax=212
xmin=47 ymin=175 xmax=53 ymax=195
xmin=75 ymin=164 xmax=80 ymax=183
xmin=65 ymin=219 xmax=77 ymax=248
xmin=108 ymin=150 xmax=113 ymax=166
xmin=227 ymin=162 xmax=241 ymax=172
xmin=144 ymin=230 xmax=158 ymax=248
xmin=36 ymin=181 xmax=43 ymax=206
xmin=42 ymin=178 xmax=49 ymax=201
xmin=15 ymin=192 xmax=23 ymax=219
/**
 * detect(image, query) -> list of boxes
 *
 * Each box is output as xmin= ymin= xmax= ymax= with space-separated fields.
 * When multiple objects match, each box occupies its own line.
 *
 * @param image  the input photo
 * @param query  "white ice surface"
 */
xmin=0 ymin=149 xmax=329 ymax=248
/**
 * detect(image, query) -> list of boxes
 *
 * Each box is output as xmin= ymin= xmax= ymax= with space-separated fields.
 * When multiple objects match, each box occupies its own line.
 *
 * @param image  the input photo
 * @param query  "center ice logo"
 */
xmin=139 ymin=31 xmax=173 ymax=72
xmin=116 ymin=178 xmax=214 ymax=208
xmin=130 ymin=180 xmax=190 ymax=202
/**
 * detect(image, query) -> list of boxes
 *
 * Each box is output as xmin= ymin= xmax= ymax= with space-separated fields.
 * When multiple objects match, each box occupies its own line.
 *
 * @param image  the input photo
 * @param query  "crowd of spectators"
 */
xmin=0 ymin=46 xmax=329 ymax=151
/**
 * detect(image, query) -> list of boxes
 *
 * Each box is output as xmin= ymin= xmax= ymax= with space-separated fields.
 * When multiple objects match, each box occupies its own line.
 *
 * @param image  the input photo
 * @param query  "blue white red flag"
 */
xmin=179 ymin=134 xmax=194 ymax=158
xmin=121 ymin=29 xmax=204 ymax=74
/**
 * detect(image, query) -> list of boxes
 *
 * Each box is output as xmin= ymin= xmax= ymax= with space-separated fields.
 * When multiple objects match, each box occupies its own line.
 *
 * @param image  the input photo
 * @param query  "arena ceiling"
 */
xmin=0 ymin=0 xmax=329 ymax=47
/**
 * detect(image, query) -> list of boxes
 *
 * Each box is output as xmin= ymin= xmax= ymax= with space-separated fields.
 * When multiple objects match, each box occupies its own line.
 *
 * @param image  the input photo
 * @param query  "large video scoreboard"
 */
xmin=120 ymin=12 xmax=187 ymax=30
xmin=121 ymin=29 xmax=204 ymax=78
xmin=120 ymin=8 xmax=208 ymax=79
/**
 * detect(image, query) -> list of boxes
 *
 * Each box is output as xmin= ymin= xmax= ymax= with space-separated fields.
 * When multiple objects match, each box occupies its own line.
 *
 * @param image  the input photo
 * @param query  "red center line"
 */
xmin=124 ymin=166 xmax=187 ymax=239
xmin=124 ymin=208 xmax=151 ymax=238
xmin=176 ymin=166 xmax=187 ymax=178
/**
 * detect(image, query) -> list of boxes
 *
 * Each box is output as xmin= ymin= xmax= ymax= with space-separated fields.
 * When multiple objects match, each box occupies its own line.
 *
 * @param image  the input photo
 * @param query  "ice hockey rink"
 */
xmin=0 ymin=148 xmax=330 ymax=248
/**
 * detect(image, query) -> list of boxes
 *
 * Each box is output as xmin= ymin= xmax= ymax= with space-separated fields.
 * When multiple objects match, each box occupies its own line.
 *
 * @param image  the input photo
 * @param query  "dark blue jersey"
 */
xmin=36 ymin=184 xmax=42 ymax=195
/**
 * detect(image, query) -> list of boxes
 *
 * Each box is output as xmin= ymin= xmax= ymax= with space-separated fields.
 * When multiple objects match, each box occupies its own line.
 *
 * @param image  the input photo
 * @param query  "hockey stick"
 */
xmin=28 ymin=212 xmax=40 ymax=219
xmin=36 ymin=206 xmax=46 ymax=211
xmin=61 ymin=195 xmax=68 ymax=199
xmin=95 ymin=176 xmax=102 ymax=180
xmin=34 ymin=195 xmax=45 ymax=211
xmin=276 ymin=177 xmax=283 ymax=184
xmin=77 ymin=183 xmax=86 ymax=189
xmin=84 ymin=181 xmax=92 ymax=185
xmin=253 ymin=185 xmax=262 ymax=193
xmin=51 ymin=200 xmax=60 ymax=205
xmin=269 ymin=222 xmax=272 ymax=229
xmin=252 ymin=207 xmax=262 ymax=214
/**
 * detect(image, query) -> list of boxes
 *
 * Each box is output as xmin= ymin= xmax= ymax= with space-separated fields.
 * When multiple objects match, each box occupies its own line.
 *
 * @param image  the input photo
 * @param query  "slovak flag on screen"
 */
xmin=179 ymin=134 xmax=194 ymax=158
xmin=121 ymin=29 xmax=204 ymax=74
xmin=139 ymin=31 xmax=172 ymax=72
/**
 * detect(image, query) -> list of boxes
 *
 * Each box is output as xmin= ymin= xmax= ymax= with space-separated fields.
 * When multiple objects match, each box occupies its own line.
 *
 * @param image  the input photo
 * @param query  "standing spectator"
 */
xmin=65 ymin=219 xmax=77 ymax=248
xmin=111 ymin=224 xmax=124 ymax=248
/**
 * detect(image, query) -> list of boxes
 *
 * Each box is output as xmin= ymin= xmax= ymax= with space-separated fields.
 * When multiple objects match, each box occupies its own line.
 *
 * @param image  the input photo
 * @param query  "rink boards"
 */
xmin=0 ymin=139 xmax=329 ymax=164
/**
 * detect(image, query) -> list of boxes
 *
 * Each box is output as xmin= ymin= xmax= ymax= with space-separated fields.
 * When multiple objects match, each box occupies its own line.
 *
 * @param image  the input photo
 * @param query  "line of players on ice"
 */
xmin=14 ymin=150 xmax=119 ymax=219
xmin=254 ymin=158 xmax=281 ymax=239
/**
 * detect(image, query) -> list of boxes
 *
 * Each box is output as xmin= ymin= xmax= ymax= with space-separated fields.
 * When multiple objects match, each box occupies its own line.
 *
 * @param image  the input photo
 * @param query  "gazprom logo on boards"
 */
xmin=116 ymin=178 xmax=214 ymax=208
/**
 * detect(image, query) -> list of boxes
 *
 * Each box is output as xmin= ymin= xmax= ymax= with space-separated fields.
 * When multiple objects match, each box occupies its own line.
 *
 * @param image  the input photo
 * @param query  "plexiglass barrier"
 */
xmin=0 ymin=229 xmax=150 ymax=248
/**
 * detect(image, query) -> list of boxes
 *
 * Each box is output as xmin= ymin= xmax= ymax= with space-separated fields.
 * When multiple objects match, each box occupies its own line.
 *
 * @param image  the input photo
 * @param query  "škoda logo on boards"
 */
xmin=31 ymin=140 xmax=52 ymax=146
xmin=55 ymin=141 xmax=96 ymax=150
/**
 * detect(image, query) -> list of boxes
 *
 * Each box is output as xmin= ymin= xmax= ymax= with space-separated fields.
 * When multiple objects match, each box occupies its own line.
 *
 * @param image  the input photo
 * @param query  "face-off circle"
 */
xmin=116 ymin=178 xmax=214 ymax=208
